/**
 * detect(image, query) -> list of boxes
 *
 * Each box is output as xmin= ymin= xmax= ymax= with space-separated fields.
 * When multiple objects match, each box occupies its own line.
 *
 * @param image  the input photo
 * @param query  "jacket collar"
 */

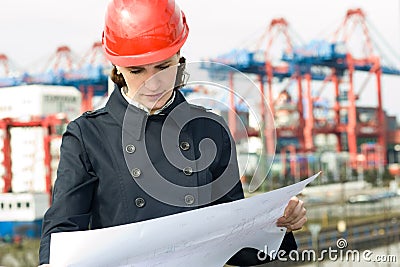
xmin=105 ymin=85 xmax=192 ymax=141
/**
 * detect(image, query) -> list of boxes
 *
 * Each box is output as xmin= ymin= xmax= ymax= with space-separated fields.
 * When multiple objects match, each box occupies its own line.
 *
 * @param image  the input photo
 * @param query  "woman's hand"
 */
xmin=276 ymin=196 xmax=307 ymax=232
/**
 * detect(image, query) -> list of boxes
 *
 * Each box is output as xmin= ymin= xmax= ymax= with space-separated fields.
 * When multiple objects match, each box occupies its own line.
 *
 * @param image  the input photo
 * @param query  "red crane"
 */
xmin=79 ymin=41 xmax=109 ymax=68
xmin=221 ymin=17 xmax=306 ymax=179
xmin=51 ymin=46 xmax=74 ymax=73
xmin=332 ymin=8 xmax=386 ymax=166
xmin=0 ymin=54 xmax=24 ymax=87
xmin=0 ymin=54 xmax=9 ymax=76
xmin=77 ymin=42 xmax=112 ymax=112
xmin=258 ymin=18 xmax=305 ymax=155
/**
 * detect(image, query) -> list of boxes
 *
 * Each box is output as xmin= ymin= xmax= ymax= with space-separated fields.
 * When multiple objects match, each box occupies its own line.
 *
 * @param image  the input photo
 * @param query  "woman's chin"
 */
xmin=145 ymin=103 xmax=163 ymax=112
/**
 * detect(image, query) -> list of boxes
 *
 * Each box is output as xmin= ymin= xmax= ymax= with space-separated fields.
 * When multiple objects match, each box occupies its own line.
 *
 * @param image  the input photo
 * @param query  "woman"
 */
xmin=39 ymin=0 xmax=306 ymax=266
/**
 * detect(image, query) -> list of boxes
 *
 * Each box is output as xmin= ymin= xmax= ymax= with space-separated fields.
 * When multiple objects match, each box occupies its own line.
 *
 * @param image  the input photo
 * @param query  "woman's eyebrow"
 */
xmin=126 ymin=66 xmax=144 ymax=72
xmin=155 ymin=60 xmax=172 ymax=67
xmin=128 ymin=66 xmax=145 ymax=70
xmin=127 ymin=60 xmax=173 ymax=70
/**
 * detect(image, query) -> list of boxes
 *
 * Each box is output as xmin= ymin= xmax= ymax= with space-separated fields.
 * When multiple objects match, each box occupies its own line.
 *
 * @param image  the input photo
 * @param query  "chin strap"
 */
xmin=174 ymin=56 xmax=189 ymax=90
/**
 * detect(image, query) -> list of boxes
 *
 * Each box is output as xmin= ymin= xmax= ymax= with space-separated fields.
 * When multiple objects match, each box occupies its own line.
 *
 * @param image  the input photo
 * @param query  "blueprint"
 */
xmin=49 ymin=172 xmax=320 ymax=267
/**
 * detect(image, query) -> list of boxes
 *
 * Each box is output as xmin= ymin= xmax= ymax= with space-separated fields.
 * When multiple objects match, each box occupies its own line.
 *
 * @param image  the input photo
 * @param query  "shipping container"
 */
xmin=0 ymin=84 xmax=81 ymax=120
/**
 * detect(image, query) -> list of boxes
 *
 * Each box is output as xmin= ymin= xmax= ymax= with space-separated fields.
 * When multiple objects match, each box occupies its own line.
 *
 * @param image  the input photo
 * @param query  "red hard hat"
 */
xmin=102 ymin=0 xmax=189 ymax=67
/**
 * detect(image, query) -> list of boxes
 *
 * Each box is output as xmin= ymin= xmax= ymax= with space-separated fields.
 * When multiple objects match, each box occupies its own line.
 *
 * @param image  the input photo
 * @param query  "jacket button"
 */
xmin=184 ymin=194 xmax=195 ymax=205
xmin=180 ymin=141 xmax=190 ymax=151
xmin=131 ymin=168 xmax=141 ymax=178
xmin=183 ymin=167 xmax=193 ymax=176
xmin=125 ymin=144 xmax=136 ymax=153
xmin=135 ymin=197 xmax=146 ymax=208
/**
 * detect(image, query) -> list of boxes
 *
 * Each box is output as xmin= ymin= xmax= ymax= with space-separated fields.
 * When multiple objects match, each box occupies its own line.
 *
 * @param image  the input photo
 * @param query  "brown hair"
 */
xmin=110 ymin=65 xmax=127 ymax=89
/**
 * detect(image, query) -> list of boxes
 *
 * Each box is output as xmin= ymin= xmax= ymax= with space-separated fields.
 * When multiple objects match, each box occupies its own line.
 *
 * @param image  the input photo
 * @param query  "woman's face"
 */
xmin=118 ymin=54 xmax=179 ymax=111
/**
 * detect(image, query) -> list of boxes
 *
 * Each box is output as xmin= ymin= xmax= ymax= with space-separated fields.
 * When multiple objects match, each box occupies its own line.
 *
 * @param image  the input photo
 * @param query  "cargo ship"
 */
xmin=0 ymin=193 xmax=49 ymax=238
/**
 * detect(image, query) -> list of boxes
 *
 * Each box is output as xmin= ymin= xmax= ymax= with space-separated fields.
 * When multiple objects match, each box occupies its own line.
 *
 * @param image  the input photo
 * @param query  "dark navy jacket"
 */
xmin=39 ymin=87 xmax=296 ymax=265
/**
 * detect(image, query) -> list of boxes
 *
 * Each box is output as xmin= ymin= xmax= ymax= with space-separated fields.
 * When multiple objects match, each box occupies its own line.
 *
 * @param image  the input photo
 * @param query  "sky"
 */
xmin=1 ymin=0 xmax=400 ymax=116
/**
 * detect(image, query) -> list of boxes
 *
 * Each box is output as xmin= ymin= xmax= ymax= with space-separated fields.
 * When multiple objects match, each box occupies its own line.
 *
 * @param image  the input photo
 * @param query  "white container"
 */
xmin=10 ymin=127 xmax=44 ymax=191
xmin=0 ymin=84 xmax=82 ymax=120
xmin=6 ymin=127 xmax=61 ymax=193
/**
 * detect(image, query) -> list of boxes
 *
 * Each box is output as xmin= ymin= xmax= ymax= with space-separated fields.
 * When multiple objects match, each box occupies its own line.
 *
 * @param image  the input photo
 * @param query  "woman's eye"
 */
xmin=129 ymin=69 xmax=143 ymax=74
xmin=158 ymin=65 xmax=170 ymax=70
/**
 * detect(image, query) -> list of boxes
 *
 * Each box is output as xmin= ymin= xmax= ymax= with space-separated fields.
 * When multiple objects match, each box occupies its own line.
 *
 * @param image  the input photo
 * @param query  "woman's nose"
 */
xmin=143 ymin=76 xmax=161 ymax=91
xmin=143 ymin=70 xmax=162 ymax=91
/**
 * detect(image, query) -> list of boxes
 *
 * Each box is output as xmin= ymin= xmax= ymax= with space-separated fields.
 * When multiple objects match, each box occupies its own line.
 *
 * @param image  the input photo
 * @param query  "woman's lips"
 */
xmin=144 ymin=92 xmax=164 ymax=101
